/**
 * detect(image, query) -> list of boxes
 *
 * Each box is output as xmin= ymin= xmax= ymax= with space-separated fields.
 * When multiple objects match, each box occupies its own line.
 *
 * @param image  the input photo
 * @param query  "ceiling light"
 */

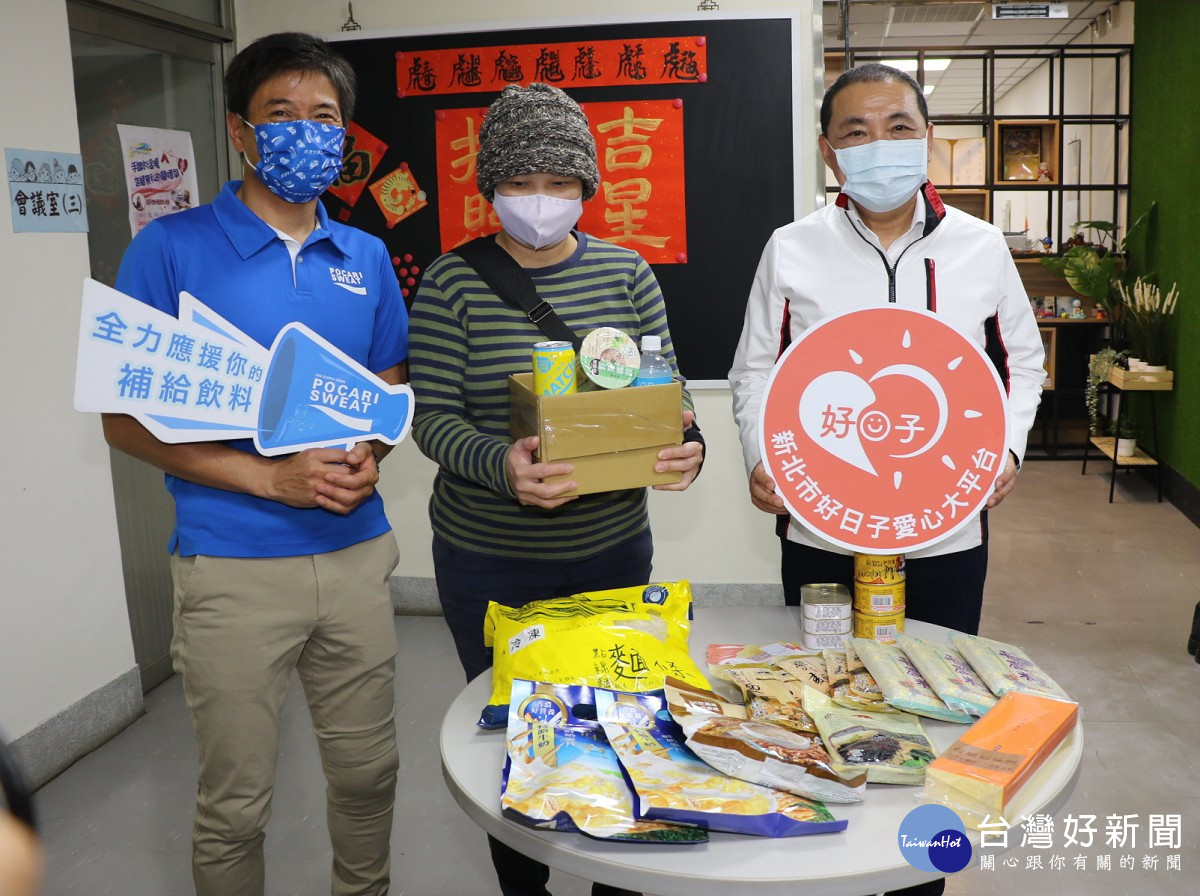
xmin=882 ymin=58 xmax=952 ymax=73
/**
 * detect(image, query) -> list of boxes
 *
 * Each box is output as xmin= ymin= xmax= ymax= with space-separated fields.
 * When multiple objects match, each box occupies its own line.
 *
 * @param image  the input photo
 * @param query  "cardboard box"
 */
xmin=508 ymin=373 xmax=683 ymax=496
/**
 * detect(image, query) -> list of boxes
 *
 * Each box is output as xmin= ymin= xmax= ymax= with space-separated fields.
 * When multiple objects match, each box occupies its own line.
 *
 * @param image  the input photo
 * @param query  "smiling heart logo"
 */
xmin=799 ymin=371 xmax=879 ymax=475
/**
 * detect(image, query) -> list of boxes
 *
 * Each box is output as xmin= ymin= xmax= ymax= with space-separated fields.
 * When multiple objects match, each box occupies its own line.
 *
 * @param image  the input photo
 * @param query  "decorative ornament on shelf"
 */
xmin=1085 ymin=347 xmax=1127 ymax=437
xmin=1115 ymin=277 xmax=1180 ymax=370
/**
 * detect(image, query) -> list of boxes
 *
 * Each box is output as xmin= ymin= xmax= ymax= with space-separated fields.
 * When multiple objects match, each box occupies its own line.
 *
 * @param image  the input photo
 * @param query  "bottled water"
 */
xmin=632 ymin=334 xmax=673 ymax=387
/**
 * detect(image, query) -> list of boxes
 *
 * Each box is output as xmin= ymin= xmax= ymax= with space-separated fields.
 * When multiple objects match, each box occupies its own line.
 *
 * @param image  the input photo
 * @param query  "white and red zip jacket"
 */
xmin=728 ymin=183 xmax=1045 ymax=559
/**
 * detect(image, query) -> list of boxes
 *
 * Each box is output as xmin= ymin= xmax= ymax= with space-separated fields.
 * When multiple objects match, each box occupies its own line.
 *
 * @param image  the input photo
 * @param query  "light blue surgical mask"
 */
xmin=833 ymin=138 xmax=928 ymax=213
xmin=242 ymin=118 xmax=345 ymax=204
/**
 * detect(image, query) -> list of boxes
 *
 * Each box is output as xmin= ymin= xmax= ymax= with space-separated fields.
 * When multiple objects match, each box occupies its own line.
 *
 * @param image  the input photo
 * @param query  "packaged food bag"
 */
xmin=595 ymin=686 xmax=847 ymax=837
xmin=722 ymin=665 xmax=819 ymax=734
xmin=501 ymin=679 xmax=707 ymax=843
xmin=706 ymin=642 xmax=809 ymax=681
xmin=480 ymin=580 xmax=709 ymax=728
xmin=825 ymin=647 xmax=894 ymax=713
xmin=849 ymin=637 xmax=973 ymax=724
xmin=948 ymin=633 xmax=1072 ymax=703
xmin=922 ymin=691 xmax=1079 ymax=829
xmin=776 ymin=653 xmax=832 ymax=695
xmin=803 ymin=686 xmax=937 ymax=785
xmin=895 ymin=634 xmax=997 ymax=718
xmin=663 ymin=677 xmax=866 ymax=803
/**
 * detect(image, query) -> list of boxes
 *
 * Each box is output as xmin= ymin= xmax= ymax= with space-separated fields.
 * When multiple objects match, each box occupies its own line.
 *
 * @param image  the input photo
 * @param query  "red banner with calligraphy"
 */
xmin=397 ymin=37 xmax=707 ymax=97
xmin=435 ymin=99 xmax=687 ymax=264
xmin=327 ymin=121 xmax=388 ymax=207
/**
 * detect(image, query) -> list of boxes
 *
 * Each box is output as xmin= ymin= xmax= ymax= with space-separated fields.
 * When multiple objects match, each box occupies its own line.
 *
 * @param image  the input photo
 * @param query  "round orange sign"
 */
xmin=759 ymin=305 xmax=1009 ymax=554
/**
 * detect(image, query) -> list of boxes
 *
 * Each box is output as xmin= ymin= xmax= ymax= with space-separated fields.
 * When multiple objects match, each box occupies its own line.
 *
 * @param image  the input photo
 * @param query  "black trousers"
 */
xmin=434 ymin=531 xmax=654 ymax=896
xmin=780 ymin=537 xmax=989 ymax=635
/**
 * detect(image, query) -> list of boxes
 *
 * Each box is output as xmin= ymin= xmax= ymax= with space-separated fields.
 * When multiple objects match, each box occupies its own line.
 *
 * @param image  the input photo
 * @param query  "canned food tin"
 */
xmin=532 ymin=340 xmax=576 ymax=396
xmin=853 ymin=608 xmax=905 ymax=643
xmin=801 ymin=583 xmax=852 ymax=619
xmin=854 ymin=581 xmax=906 ymax=614
xmin=803 ymin=631 xmax=850 ymax=651
xmin=803 ymin=616 xmax=852 ymax=636
xmin=854 ymin=552 xmax=906 ymax=585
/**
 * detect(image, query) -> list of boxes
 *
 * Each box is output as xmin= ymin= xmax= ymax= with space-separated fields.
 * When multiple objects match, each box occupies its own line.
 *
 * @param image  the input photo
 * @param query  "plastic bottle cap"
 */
xmin=640 ymin=335 xmax=662 ymax=352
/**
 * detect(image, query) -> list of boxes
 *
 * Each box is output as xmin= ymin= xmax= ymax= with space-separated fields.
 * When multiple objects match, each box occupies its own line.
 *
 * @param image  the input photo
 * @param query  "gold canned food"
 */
xmin=854 ymin=581 xmax=906 ymax=613
xmin=532 ymin=340 xmax=576 ymax=396
xmin=853 ymin=608 xmax=905 ymax=643
xmin=854 ymin=552 xmax=906 ymax=585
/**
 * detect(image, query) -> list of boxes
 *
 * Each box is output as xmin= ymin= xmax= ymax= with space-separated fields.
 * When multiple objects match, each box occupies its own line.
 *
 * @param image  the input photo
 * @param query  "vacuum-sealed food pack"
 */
xmin=948 ymin=633 xmax=1072 ymax=703
xmin=480 ymin=581 xmax=709 ymax=728
xmin=501 ymin=680 xmax=707 ymax=843
xmin=663 ymin=677 xmax=866 ymax=803
xmin=825 ymin=646 xmax=894 ymax=712
xmin=850 ymin=637 xmax=973 ymax=724
xmin=895 ymin=634 xmax=997 ymax=718
xmin=595 ymin=687 xmax=847 ymax=837
xmin=803 ymin=687 xmax=937 ymax=785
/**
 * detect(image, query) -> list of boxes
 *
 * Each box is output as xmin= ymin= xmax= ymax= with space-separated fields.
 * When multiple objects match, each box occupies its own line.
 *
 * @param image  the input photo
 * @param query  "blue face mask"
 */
xmin=833 ymin=138 xmax=928 ymax=213
xmin=243 ymin=118 xmax=345 ymax=203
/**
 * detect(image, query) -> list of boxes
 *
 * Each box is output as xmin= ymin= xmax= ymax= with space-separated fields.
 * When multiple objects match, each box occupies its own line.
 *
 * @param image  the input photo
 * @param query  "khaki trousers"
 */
xmin=170 ymin=534 xmax=400 ymax=896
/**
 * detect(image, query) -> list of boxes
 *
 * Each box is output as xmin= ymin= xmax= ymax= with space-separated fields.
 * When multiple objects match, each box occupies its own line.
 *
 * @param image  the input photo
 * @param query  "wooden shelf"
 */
xmin=1089 ymin=436 xmax=1158 ymax=467
xmin=995 ymin=119 xmax=1061 ymax=184
xmin=1108 ymin=367 xmax=1174 ymax=390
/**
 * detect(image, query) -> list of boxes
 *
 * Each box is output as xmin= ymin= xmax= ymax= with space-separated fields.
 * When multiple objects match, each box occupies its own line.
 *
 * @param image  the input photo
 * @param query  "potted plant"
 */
xmin=1113 ymin=416 xmax=1138 ymax=458
xmin=1115 ymin=277 xmax=1180 ymax=371
xmin=1085 ymin=347 xmax=1127 ymax=436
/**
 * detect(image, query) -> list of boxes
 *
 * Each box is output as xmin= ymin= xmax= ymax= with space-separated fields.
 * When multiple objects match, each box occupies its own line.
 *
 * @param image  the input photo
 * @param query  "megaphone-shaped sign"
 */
xmin=75 ymin=278 xmax=414 ymax=455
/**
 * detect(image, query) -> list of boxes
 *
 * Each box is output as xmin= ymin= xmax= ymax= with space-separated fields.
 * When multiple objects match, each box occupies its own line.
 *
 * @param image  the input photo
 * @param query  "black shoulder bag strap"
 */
xmin=453 ymin=236 xmax=581 ymax=351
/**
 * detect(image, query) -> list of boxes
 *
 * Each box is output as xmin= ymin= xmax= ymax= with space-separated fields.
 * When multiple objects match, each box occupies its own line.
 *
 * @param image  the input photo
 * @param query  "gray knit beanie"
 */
xmin=476 ymin=83 xmax=599 ymax=202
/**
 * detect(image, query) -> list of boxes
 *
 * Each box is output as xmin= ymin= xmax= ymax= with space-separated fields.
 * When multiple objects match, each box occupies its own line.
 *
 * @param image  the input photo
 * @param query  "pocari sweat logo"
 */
xmin=329 ymin=266 xmax=367 ymax=295
xmin=898 ymin=804 xmax=972 ymax=875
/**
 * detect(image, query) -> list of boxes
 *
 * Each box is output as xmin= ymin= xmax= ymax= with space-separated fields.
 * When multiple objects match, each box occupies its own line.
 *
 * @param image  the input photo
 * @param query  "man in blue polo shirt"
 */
xmin=104 ymin=32 xmax=407 ymax=896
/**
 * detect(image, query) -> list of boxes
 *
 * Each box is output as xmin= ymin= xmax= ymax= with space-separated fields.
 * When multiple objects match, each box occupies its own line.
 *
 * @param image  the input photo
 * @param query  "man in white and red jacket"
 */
xmin=729 ymin=63 xmax=1044 ymax=646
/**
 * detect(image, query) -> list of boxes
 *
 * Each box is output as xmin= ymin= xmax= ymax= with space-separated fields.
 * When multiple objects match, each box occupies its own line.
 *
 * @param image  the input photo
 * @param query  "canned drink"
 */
xmin=854 ymin=552 xmax=906 ymax=585
xmin=532 ymin=340 xmax=576 ymax=396
xmin=854 ymin=581 xmax=906 ymax=614
xmin=853 ymin=608 xmax=905 ymax=643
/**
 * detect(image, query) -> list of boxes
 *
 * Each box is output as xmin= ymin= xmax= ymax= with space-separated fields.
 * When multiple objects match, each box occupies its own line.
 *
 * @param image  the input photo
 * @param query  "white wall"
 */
xmin=0 ymin=1 xmax=137 ymax=741
xmin=233 ymin=0 xmax=821 ymax=585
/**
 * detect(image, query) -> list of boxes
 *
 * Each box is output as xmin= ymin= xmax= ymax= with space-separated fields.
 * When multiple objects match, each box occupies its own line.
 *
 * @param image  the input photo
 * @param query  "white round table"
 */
xmin=439 ymin=607 xmax=1082 ymax=896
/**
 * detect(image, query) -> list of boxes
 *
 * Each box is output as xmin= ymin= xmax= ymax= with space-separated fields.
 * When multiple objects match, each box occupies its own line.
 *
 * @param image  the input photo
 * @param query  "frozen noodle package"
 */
xmin=948 ymin=633 xmax=1072 ymax=703
xmin=895 ymin=634 xmax=997 ymax=718
xmin=803 ymin=686 xmax=937 ymax=785
xmin=595 ymin=687 xmax=847 ymax=837
xmin=501 ymin=679 xmax=707 ymax=843
xmin=480 ymin=580 xmax=709 ymax=728
xmin=849 ymin=637 xmax=973 ymax=724
xmin=663 ymin=677 xmax=866 ymax=803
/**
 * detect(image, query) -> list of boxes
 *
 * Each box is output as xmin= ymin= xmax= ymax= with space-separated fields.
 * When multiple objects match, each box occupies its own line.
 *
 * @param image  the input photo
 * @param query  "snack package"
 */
xmin=803 ymin=686 xmax=937 ymax=785
xmin=501 ymin=679 xmax=707 ymax=843
xmin=922 ymin=691 xmax=1079 ymax=829
xmin=948 ymin=633 xmax=1072 ymax=702
xmin=776 ymin=653 xmax=832 ymax=695
xmin=663 ymin=677 xmax=866 ymax=803
xmin=825 ymin=646 xmax=894 ymax=712
xmin=480 ymin=581 xmax=709 ymax=728
xmin=896 ymin=634 xmax=997 ymax=718
xmin=722 ymin=665 xmax=819 ymax=734
xmin=594 ymin=687 xmax=847 ymax=837
xmin=849 ymin=637 xmax=974 ymax=724
xmin=706 ymin=642 xmax=809 ymax=681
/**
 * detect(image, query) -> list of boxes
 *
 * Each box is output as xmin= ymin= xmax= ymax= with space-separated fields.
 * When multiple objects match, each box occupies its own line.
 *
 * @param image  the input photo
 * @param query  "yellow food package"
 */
xmin=480 ymin=581 xmax=709 ymax=728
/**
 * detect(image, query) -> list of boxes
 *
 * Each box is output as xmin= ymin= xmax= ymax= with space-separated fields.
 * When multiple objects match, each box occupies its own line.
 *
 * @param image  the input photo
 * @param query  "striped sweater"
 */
xmin=408 ymin=233 xmax=692 ymax=560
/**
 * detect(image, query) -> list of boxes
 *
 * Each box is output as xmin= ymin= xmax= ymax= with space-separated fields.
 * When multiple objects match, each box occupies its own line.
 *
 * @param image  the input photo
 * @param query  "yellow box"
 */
xmin=508 ymin=373 xmax=683 ymax=496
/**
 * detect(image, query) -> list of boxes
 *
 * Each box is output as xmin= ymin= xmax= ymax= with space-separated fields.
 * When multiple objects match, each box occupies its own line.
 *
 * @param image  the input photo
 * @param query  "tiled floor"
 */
xmin=33 ymin=462 xmax=1200 ymax=895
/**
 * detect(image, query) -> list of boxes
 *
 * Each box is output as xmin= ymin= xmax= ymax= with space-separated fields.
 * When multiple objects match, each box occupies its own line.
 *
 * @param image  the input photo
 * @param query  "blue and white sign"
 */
xmin=74 ymin=279 xmax=414 ymax=455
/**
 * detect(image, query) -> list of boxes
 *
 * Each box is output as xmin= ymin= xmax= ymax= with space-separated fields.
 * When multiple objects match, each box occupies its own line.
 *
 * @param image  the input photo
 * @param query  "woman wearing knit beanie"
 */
xmin=406 ymin=83 xmax=704 ymax=896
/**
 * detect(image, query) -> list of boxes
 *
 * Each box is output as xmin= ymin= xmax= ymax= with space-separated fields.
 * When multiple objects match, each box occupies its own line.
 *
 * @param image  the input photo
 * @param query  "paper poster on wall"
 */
xmin=115 ymin=124 xmax=199 ymax=237
xmin=5 ymin=147 xmax=88 ymax=233
xmin=74 ymin=279 xmax=414 ymax=456
xmin=759 ymin=306 xmax=1010 ymax=554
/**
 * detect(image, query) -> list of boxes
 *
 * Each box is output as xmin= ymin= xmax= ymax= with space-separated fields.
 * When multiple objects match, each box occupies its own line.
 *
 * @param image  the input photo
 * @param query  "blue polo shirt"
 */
xmin=116 ymin=181 xmax=408 ymax=558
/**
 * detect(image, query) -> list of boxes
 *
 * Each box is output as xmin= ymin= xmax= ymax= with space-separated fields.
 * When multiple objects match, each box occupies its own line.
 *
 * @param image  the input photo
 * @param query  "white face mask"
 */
xmin=492 ymin=192 xmax=582 ymax=250
xmin=833 ymin=138 xmax=928 ymax=213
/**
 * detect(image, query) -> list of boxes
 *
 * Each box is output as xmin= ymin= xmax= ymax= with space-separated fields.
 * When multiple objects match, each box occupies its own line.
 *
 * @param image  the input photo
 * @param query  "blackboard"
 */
xmin=327 ymin=18 xmax=798 ymax=382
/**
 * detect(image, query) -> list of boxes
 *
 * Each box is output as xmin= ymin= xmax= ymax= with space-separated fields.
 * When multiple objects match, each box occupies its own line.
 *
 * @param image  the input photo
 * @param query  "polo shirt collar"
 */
xmin=211 ymin=180 xmax=348 ymax=260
